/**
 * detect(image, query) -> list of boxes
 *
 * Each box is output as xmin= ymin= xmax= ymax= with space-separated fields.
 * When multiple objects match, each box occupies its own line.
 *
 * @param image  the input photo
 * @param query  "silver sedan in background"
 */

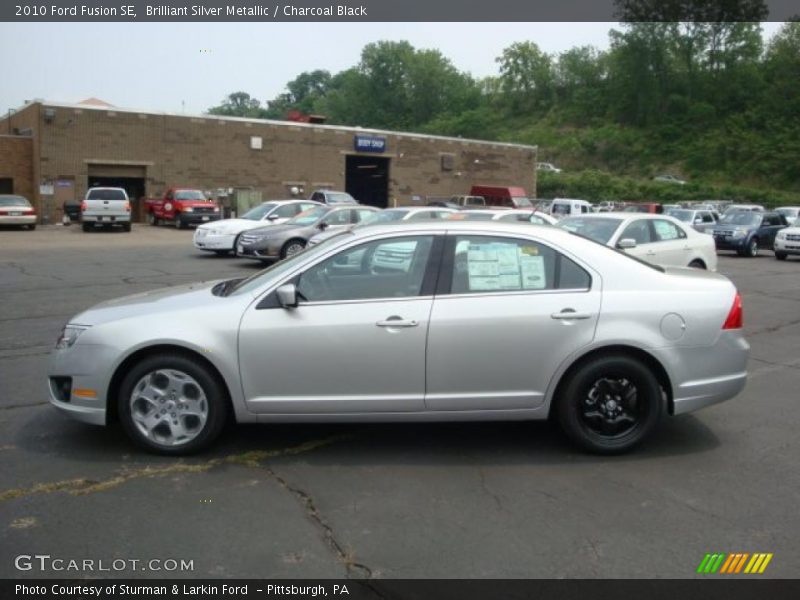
xmin=48 ymin=222 xmax=748 ymax=455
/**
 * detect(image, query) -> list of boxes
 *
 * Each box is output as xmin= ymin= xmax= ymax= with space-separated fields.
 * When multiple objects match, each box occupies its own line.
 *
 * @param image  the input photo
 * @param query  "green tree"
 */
xmin=496 ymin=41 xmax=555 ymax=113
xmin=207 ymin=91 xmax=265 ymax=118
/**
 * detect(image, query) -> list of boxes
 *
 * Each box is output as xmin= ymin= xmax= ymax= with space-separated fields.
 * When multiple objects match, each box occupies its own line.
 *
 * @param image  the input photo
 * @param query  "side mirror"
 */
xmin=267 ymin=214 xmax=279 ymax=221
xmin=617 ymin=238 xmax=637 ymax=249
xmin=318 ymin=221 xmax=329 ymax=230
xmin=276 ymin=284 xmax=298 ymax=308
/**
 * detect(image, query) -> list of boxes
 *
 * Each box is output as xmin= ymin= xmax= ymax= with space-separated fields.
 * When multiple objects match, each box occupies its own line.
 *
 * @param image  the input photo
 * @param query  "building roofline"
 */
xmin=19 ymin=100 xmax=537 ymax=152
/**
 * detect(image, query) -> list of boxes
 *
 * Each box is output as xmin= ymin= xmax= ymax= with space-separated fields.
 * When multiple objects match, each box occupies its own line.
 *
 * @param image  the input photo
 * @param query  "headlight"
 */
xmin=184 ymin=207 xmax=194 ymax=212
xmin=213 ymin=206 xmax=220 ymax=212
xmin=56 ymin=325 xmax=89 ymax=349
xmin=777 ymin=231 xmax=786 ymax=240
xmin=731 ymin=230 xmax=746 ymax=238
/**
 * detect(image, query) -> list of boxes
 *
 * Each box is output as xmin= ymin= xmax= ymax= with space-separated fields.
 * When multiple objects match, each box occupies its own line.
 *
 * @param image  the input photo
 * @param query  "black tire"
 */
xmin=688 ymin=259 xmax=706 ymax=269
xmin=174 ymin=215 xmax=185 ymax=229
xmin=775 ymin=252 xmax=787 ymax=261
xmin=28 ymin=224 xmax=36 ymax=231
xmin=82 ymin=223 xmax=91 ymax=232
xmin=214 ymin=250 xmax=230 ymax=256
xmin=556 ymin=354 xmax=665 ymax=454
xmin=118 ymin=353 xmax=229 ymax=455
xmin=280 ymin=238 xmax=306 ymax=259
xmin=746 ymin=238 xmax=759 ymax=258
xmin=122 ymin=222 xmax=131 ymax=232
xmin=147 ymin=212 xmax=158 ymax=226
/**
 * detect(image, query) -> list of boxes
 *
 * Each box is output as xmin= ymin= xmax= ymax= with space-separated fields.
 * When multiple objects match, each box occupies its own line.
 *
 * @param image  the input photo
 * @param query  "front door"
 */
xmin=238 ymin=234 xmax=439 ymax=414
xmin=425 ymin=234 xmax=600 ymax=411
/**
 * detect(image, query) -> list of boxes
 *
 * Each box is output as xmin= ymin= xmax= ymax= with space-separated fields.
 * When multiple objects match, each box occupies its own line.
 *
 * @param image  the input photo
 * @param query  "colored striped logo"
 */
xmin=696 ymin=553 xmax=773 ymax=574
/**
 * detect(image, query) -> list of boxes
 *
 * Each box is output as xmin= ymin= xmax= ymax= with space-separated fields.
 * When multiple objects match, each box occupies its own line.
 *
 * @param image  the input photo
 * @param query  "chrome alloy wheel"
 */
xmin=580 ymin=377 xmax=640 ymax=438
xmin=129 ymin=369 xmax=208 ymax=446
xmin=284 ymin=241 xmax=305 ymax=257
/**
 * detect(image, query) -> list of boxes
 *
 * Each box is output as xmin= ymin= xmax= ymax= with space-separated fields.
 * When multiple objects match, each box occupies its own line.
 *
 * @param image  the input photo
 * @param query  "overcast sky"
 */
xmin=0 ymin=22 xmax=785 ymax=115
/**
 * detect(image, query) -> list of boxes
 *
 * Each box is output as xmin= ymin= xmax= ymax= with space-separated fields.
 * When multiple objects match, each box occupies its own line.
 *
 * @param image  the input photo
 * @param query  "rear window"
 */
xmin=0 ymin=196 xmax=31 ymax=207
xmin=87 ymin=189 xmax=127 ymax=201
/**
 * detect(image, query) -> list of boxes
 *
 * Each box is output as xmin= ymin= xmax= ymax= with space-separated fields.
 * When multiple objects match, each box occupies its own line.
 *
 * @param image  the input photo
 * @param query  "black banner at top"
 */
xmin=2 ymin=0 xmax=799 ymax=22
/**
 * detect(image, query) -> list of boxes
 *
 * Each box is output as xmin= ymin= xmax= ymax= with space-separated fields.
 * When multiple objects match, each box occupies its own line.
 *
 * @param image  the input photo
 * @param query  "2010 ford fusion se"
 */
xmin=48 ymin=222 xmax=749 ymax=455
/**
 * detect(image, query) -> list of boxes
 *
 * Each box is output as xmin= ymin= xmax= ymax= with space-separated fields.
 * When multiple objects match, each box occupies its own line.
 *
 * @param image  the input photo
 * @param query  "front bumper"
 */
xmin=179 ymin=213 xmax=221 ymax=226
xmin=712 ymin=235 xmax=748 ymax=251
xmin=47 ymin=343 xmax=116 ymax=426
xmin=774 ymin=238 xmax=800 ymax=255
xmin=237 ymin=240 xmax=281 ymax=260
xmin=193 ymin=229 xmax=236 ymax=251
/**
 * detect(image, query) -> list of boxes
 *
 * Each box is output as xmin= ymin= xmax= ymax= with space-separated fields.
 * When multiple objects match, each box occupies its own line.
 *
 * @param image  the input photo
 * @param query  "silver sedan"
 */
xmin=48 ymin=222 xmax=749 ymax=455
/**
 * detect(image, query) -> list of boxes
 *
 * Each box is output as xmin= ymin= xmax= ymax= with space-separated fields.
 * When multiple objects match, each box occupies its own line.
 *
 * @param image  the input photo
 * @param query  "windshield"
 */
xmin=327 ymin=192 xmax=356 ymax=204
xmin=557 ymin=217 xmax=623 ymax=244
xmin=228 ymin=231 xmax=351 ymax=296
xmin=87 ymin=188 xmax=126 ymax=201
xmin=777 ymin=207 xmax=799 ymax=217
xmin=512 ymin=197 xmax=533 ymax=208
xmin=719 ymin=212 xmax=761 ymax=226
xmin=287 ymin=205 xmax=329 ymax=226
xmin=665 ymin=209 xmax=693 ymax=222
xmin=0 ymin=196 xmax=31 ymax=207
xmin=175 ymin=190 xmax=207 ymax=201
xmin=241 ymin=202 xmax=278 ymax=221
xmin=551 ymin=202 xmax=572 ymax=216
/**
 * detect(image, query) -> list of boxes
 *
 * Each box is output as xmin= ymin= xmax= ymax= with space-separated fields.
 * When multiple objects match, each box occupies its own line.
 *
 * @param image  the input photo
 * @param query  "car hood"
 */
xmin=711 ymin=224 xmax=752 ymax=232
xmin=198 ymin=218 xmax=263 ymax=234
xmin=70 ymin=280 xmax=223 ymax=326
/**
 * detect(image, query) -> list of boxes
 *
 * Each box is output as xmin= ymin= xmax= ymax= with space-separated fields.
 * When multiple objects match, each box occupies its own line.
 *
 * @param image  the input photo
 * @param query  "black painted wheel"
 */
xmin=557 ymin=354 xmax=664 ymax=454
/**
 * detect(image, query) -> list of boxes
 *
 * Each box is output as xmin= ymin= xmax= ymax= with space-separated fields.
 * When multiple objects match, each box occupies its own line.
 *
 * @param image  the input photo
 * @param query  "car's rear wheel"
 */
xmin=775 ymin=252 xmax=787 ymax=261
xmin=118 ymin=354 xmax=228 ymax=455
xmin=688 ymin=259 xmax=706 ymax=269
xmin=122 ymin=222 xmax=131 ymax=232
xmin=82 ymin=223 xmax=91 ymax=232
xmin=148 ymin=212 xmax=158 ymax=226
xmin=281 ymin=239 xmax=306 ymax=259
xmin=556 ymin=354 xmax=664 ymax=454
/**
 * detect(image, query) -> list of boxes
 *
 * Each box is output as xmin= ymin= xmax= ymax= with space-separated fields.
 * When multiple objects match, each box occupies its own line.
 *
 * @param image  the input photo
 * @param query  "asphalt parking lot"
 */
xmin=0 ymin=224 xmax=798 ymax=579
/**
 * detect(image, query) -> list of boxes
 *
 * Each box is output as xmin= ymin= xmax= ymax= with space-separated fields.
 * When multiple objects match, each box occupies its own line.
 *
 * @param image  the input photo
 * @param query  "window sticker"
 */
xmin=465 ymin=242 xmax=547 ymax=291
xmin=654 ymin=220 xmax=679 ymax=240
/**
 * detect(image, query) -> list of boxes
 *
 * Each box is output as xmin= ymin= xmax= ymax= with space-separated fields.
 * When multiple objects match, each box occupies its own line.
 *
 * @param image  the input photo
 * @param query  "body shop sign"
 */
xmin=354 ymin=134 xmax=387 ymax=153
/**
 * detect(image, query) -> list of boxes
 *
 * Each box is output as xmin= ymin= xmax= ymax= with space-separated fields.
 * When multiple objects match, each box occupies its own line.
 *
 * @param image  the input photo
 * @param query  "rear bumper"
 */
xmin=82 ymin=214 xmax=130 ymax=224
xmin=665 ymin=331 xmax=750 ymax=415
xmin=0 ymin=215 xmax=36 ymax=225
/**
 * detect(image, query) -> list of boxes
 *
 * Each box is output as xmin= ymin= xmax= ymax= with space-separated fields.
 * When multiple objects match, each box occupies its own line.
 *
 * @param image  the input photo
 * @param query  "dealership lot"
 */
xmin=1 ymin=225 xmax=798 ymax=578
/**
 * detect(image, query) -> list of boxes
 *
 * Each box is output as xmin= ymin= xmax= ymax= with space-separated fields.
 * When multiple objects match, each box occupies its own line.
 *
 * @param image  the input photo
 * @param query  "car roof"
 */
xmin=262 ymin=199 xmax=321 ymax=204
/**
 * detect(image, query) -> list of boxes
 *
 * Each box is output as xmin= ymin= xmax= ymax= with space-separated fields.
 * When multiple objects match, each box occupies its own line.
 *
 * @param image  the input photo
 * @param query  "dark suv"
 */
xmin=710 ymin=210 xmax=788 ymax=257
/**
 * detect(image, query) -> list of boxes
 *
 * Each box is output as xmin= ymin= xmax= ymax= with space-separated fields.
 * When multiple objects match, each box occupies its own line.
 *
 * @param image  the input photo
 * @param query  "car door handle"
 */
xmin=376 ymin=317 xmax=419 ymax=328
xmin=551 ymin=310 xmax=592 ymax=320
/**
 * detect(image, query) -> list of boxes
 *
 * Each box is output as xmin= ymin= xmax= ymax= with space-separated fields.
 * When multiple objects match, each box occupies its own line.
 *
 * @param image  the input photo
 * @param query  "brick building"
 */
xmin=0 ymin=100 xmax=537 ymax=223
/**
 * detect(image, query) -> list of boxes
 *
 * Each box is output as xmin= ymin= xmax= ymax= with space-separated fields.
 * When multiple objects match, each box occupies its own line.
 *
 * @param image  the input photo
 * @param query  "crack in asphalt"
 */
xmin=4 ymin=261 xmax=66 ymax=282
xmin=749 ymin=356 xmax=800 ymax=372
xmin=0 ymin=401 xmax=49 ymax=411
xmin=477 ymin=467 xmax=507 ymax=513
xmin=264 ymin=464 xmax=374 ymax=580
xmin=0 ymin=434 xmax=350 ymax=503
xmin=748 ymin=316 xmax=800 ymax=336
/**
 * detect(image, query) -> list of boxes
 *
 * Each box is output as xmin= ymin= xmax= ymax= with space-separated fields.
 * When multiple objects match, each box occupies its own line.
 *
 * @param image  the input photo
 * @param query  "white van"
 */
xmin=550 ymin=198 xmax=593 ymax=220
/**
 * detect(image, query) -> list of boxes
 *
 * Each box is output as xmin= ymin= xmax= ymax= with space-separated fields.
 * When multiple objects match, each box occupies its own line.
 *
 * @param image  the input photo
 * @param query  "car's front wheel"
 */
xmin=556 ymin=354 xmax=664 ymax=454
xmin=118 ymin=354 xmax=229 ymax=455
xmin=281 ymin=239 xmax=306 ymax=259
xmin=743 ymin=238 xmax=759 ymax=257
xmin=775 ymin=251 xmax=787 ymax=261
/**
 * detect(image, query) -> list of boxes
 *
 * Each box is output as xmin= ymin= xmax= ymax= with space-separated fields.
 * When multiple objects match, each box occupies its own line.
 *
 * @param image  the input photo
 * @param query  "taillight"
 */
xmin=125 ymin=201 xmax=131 ymax=212
xmin=722 ymin=292 xmax=743 ymax=330
xmin=80 ymin=201 xmax=87 ymax=212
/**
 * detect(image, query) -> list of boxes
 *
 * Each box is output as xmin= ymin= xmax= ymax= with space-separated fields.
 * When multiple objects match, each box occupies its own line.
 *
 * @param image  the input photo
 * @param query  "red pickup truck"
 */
xmin=145 ymin=188 xmax=221 ymax=229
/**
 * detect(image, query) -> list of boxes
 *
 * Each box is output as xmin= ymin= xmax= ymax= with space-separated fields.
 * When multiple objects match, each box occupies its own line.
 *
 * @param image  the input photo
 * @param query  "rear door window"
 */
xmin=620 ymin=220 xmax=654 ymax=245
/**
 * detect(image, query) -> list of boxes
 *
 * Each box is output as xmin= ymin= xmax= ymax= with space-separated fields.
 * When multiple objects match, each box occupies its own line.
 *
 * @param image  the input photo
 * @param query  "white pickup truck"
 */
xmin=81 ymin=187 xmax=132 ymax=232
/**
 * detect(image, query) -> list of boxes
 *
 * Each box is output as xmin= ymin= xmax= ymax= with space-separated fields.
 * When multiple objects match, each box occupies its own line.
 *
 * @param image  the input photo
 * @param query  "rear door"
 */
xmin=425 ymin=234 xmax=599 ymax=411
xmin=650 ymin=218 xmax=690 ymax=266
